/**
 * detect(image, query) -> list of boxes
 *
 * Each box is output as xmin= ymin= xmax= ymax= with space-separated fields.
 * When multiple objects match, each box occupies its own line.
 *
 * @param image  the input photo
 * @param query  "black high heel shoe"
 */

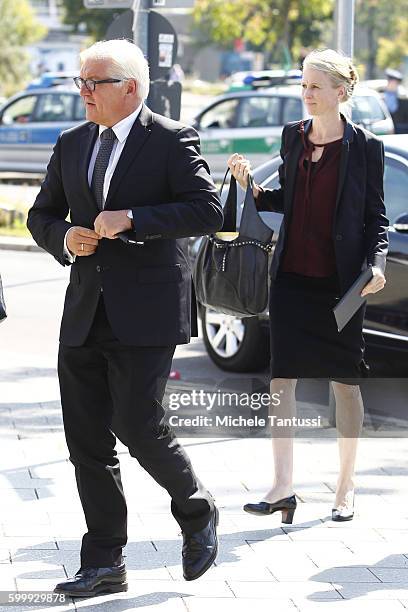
xmin=243 ymin=495 xmax=297 ymax=524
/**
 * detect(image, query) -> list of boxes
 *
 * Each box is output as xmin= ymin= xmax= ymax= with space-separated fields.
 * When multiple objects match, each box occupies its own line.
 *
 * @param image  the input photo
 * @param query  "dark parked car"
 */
xmin=194 ymin=134 xmax=408 ymax=375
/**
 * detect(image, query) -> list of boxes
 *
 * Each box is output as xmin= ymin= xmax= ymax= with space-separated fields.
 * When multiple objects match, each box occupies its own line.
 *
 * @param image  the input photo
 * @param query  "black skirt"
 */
xmin=269 ymin=271 xmax=369 ymax=383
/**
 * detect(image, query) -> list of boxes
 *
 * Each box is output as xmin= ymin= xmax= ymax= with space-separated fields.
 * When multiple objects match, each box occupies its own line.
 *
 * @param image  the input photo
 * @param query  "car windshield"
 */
xmin=2 ymin=96 xmax=37 ymax=124
xmin=200 ymin=99 xmax=239 ymax=129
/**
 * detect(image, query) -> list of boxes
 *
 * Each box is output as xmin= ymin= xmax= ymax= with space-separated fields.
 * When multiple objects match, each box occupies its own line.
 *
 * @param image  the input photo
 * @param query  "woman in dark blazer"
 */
xmin=228 ymin=48 xmax=389 ymax=523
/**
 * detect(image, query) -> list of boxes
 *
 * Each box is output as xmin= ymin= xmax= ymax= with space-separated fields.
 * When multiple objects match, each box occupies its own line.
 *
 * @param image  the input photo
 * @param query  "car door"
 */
xmin=233 ymin=95 xmax=283 ymax=168
xmin=0 ymin=94 xmax=39 ymax=171
xmin=196 ymin=97 xmax=241 ymax=179
xmin=281 ymin=96 xmax=303 ymax=124
xmin=0 ymin=91 xmax=84 ymax=173
xmin=30 ymin=92 xmax=84 ymax=170
xmin=364 ymin=151 xmax=408 ymax=343
xmin=196 ymin=95 xmax=282 ymax=180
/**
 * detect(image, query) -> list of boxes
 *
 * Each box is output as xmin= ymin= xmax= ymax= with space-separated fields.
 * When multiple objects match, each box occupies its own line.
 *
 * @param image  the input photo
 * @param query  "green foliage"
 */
xmin=355 ymin=0 xmax=408 ymax=77
xmin=61 ymin=0 xmax=126 ymax=41
xmin=378 ymin=17 xmax=408 ymax=69
xmin=192 ymin=0 xmax=334 ymax=59
xmin=0 ymin=0 xmax=46 ymax=97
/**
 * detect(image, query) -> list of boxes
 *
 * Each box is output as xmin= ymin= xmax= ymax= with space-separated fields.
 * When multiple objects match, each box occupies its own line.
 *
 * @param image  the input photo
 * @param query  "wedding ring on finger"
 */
xmin=81 ymin=243 xmax=84 ymax=251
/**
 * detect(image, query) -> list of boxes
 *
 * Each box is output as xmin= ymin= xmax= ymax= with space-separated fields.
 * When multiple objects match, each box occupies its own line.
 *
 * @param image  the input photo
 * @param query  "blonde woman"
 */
xmin=228 ymin=49 xmax=388 ymax=522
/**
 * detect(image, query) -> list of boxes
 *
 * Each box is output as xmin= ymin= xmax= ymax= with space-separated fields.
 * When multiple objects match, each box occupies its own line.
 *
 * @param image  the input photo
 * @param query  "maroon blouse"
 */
xmin=281 ymin=133 xmax=342 ymax=277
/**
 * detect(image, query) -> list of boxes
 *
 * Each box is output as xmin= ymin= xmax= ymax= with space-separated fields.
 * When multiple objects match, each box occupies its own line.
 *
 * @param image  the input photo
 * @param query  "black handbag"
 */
xmin=193 ymin=170 xmax=274 ymax=317
xmin=0 ymin=274 xmax=6 ymax=323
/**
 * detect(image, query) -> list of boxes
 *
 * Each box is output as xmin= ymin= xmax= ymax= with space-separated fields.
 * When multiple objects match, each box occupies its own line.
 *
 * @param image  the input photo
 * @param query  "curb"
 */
xmin=0 ymin=237 xmax=43 ymax=253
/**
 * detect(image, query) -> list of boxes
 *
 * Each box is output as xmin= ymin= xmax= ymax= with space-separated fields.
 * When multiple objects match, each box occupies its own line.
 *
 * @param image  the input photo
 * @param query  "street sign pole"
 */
xmin=132 ymin=0 xmax=150 ymax=55
xmin=84 ymin=0 xmax=184 ymax=119
xmin=329 ymin=0 xmax=355 ymax=427
xmin=336 ymin=0 xmax=355 ymax=56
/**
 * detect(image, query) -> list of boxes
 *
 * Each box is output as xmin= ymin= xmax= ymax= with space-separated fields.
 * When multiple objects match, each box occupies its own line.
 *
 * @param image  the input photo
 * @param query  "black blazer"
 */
xmin=27 ymin=105 xmax=223 ymax=347
xmin=256 ymin=114 xmax=389 ymax=295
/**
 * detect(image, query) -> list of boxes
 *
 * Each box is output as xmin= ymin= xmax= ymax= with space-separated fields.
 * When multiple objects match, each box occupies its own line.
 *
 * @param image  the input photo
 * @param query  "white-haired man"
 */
xmin=27 ymin=39 xmax=223 ymax=597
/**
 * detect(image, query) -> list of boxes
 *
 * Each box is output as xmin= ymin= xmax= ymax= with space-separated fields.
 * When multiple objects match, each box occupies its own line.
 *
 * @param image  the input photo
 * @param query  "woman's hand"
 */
xmin=360 ymin=267 xmax=386 ymax=297
xmin=227 ymin=153 xmax=261 ymax=198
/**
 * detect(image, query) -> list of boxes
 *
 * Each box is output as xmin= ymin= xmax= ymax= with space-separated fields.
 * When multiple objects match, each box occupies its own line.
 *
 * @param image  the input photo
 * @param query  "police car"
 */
xmin=0 ymin=87 xmax=84 ymax=174
xmin=193 ymin=83 xmax=395 ymax=180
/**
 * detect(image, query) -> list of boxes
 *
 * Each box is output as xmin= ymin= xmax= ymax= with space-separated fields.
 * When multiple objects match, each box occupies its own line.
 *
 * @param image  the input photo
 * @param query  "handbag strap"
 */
xmin=219 ymin=169 xmax=254 ymax=232
xmin=219 ymin=168 xmax=236 ymax=232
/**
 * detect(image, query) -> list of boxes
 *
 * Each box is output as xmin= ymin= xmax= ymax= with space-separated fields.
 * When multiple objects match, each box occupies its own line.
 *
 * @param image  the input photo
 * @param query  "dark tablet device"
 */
xmin=333 ymin=266 xmax=373 ymax=332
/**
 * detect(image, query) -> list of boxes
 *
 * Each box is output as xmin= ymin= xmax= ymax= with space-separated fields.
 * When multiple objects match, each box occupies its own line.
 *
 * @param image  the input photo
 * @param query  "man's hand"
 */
xmin=94 ymin=210 xmax=133 ymax=239
xmin=67 ymin=226 xmax=101 ymax=256
xmin=361 ymin=266 xmax=386 ymax=297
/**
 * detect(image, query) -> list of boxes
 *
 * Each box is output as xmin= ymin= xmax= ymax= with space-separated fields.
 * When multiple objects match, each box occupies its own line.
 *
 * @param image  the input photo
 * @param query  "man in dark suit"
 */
xmin=27 ymin=39 xmax=223 ymax=597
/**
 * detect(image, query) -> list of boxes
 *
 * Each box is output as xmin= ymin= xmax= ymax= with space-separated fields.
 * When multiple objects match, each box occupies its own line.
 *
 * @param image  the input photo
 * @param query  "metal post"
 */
xmin=132 ymin=0 xmax=150 ymax=55
xmin=329 ymin=0 xmax=355 ymax=427
xmin=336 ymin=0 xmax=355 ymax=56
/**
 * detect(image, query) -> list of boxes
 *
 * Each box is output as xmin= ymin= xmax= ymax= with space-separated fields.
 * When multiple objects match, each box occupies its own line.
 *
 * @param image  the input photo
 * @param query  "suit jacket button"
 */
xmin=336 ymin=234 xmax=343 ymax=241
xmin=96 ymin=265 xmax=101 ymax=272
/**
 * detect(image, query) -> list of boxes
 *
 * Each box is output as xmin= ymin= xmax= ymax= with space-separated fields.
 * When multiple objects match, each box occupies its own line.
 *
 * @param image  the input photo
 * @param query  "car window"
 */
xmin=262 ymin=168 xmax=281 ymax=190
xmin=282 ymin=97 xmax=302 ymax=123
xmin=199 ymin=99 xmax=239 ymax=129
xmin=33 ymin=93 xmax=75 ymax=122
xmin=74 ymin=96 xmax=86 ymax=121
xmin=352 ymin=95 xmax=386 ymax=124
xmin=1 ymin=96 xmax=37 ymax=124
xmin=236 ymin=96 xmax=280 ymax=127
xmin=384 ymin=156 xmax=408 ymax=223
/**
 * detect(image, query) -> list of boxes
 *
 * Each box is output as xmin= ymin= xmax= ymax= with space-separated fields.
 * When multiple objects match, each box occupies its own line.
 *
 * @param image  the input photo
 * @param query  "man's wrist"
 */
xmin=64 ymin=227 xmax=76 ymax=262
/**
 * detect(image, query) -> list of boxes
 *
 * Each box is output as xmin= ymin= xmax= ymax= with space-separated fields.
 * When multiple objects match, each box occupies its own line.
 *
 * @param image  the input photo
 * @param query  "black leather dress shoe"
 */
xmin=54 ymin=564 xmax=128 ymax=597
xmin=182 ymin=507 xmax=218 ymax=581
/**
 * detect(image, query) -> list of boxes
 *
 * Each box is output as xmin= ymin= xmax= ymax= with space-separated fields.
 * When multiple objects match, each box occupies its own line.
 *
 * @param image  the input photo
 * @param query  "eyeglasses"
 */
xmin=73 ymin=77 xmax=125 ymax=92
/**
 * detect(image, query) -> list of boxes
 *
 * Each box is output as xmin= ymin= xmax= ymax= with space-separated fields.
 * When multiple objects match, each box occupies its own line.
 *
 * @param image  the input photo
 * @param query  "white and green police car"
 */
xmin=192 ymin=84 xmax=395 ymax=180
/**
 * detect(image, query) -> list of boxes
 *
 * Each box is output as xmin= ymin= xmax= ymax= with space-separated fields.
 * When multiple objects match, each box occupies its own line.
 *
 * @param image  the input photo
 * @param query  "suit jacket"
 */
xmin=27 ymin=105 xmax=223 ymax=347
xmin=256 ymin=114 xmax=389 ymax=295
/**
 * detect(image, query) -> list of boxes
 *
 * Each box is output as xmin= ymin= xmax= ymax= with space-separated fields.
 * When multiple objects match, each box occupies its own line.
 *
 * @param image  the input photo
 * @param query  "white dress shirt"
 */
xmin=64 ymin=102 xmax=143 ymax=262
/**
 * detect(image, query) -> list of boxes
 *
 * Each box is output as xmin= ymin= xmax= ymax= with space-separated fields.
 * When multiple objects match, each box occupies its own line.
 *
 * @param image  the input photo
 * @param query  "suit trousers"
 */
xmin=58 ymin=297 xmax=213 ymax=568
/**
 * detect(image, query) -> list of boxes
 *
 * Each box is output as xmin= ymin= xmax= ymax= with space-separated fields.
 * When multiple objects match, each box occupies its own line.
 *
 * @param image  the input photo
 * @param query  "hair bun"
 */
xmin=349 ymin=65 xmax=357 ymax=84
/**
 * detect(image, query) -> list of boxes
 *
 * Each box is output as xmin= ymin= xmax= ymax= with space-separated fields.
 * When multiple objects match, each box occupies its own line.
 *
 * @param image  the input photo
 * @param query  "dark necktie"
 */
xmin=91 ymin=128 xmax=116 ymax=210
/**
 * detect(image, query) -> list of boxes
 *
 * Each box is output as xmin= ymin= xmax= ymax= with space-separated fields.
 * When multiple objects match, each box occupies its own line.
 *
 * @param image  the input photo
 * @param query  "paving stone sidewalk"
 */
xmin=1 ymin=360 xmax=408 ymax=612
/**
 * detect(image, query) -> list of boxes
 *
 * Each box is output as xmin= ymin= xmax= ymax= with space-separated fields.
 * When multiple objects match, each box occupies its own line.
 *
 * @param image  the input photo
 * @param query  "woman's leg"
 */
xmin=331 ymin=382 xmax=364 ymax=509
xmin=262 ymin=378 xmax=297 ymax=503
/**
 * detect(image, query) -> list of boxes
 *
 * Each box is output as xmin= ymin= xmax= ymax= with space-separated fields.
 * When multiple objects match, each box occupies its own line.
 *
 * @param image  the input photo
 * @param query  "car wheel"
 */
xmin=201 ymin=307 xmax=269 ymax=372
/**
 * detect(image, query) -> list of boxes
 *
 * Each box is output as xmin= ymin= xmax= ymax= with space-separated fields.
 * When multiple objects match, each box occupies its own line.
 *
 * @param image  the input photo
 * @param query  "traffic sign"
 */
xmin=151 ymin=0 xmax=195 ymax=7
xmin=84 ymin=0 xmax=194 ymax=7
xmin=84 ymin=0 xmax=133 ymax=9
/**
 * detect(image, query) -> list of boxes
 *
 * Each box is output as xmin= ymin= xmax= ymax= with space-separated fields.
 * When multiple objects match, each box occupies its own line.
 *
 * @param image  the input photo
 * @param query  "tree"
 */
xmin=61 ymin=0 xmax=126 ymax=41
xmin=377 ymin=17 xmax=408 ymax=71
xmin=0 ymin=0 xmax=46 ymax=97
xmin=192 ymin=0 xmax=334 ymax=66
xmin=355 ymin=0 xmax=408 ymax=78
